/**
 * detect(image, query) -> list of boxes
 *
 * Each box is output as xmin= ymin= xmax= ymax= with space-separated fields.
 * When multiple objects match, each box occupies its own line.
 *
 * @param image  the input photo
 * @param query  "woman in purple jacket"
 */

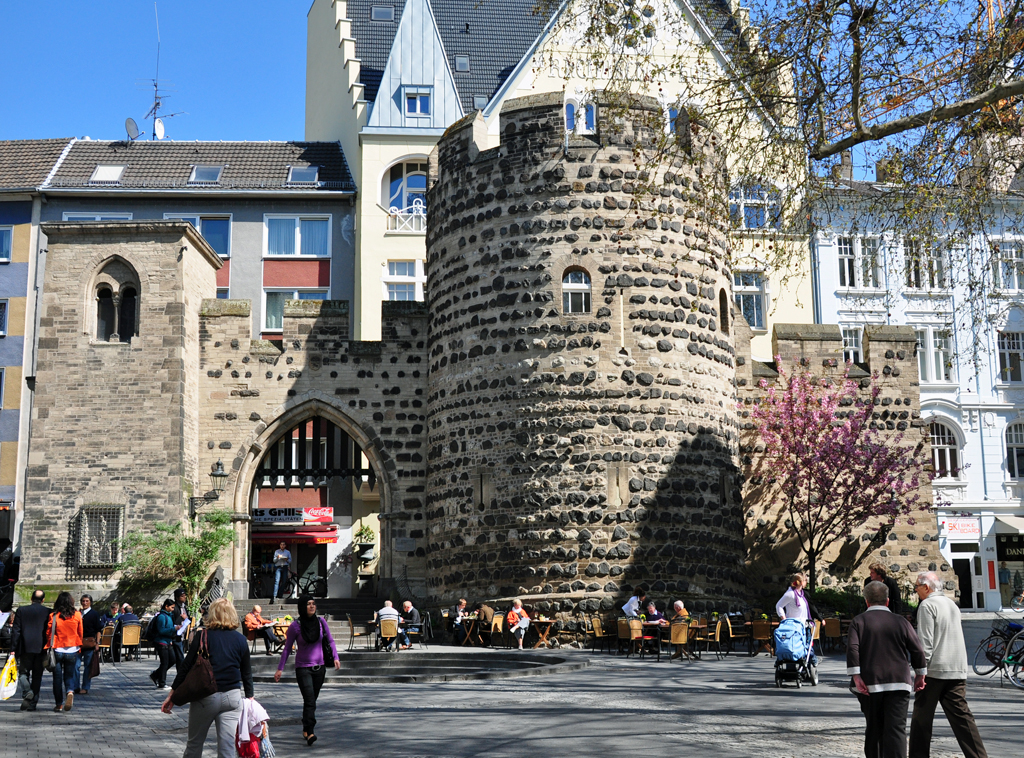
xmin=274 ymin=595 xmax=339 ymax=746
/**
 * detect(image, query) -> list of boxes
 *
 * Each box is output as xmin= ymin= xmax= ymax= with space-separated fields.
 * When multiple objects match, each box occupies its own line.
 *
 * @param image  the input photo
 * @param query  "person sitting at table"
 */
xmin=375 ymin=601 xmax=403 ymax=651
xmin=472 ymin=602 xmax=495 ymax=645
xmin=244 ymin=605 xmax=276 ymax=655
xmin=507 ymin=599 xmax=531 ymax=650
xmin=621 ymin=587 xmax=647 ymax=618
xmin=100 ymin=602 xmax=119 ymax=627
xmin=449 ymin=598 xmax=468 ymax=645
xmin=644 ymin=602 xmax=667 ymax=624
xmin=398 ymin=601 xmax=421 ymax=650
xmin=670 ymin=600 xmax=689 ymax=623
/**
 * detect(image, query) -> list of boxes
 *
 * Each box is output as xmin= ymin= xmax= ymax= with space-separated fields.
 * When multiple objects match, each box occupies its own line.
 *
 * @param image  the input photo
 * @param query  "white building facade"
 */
xmin=812 ymin=184 xmax=1024 ymax=612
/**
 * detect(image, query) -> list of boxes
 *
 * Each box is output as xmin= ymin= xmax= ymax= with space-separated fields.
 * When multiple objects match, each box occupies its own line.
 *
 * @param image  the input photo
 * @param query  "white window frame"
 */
xmin=455 ymin=55 xmax=471 ymax=72
xmin=0 ymin=226 xmax=12 ymax=263
xmin=286 ymin=166 xmax=319 ymax=185
xmin=929 ymin=421 xmax=962 ymax=480
xmin=188 ymin=165 xmax=224 ymax=185
xmin=729 ymin=183 xmax=782 ymax=231
xmin=565 ymin=97 xmax=596 ymax=135
xmin=733 ymin=271 xmax=768 ymax=330
xmin=904 ymin=238 xmax=947 ymax=290
xmin=0 ymin=299 xmax=8 ymax=337
xmin=403 ymin=87 xmax=432 ymax=119
xmin=838 ymin=237 xmax=856 ymax=288
xmin=263 ymin=214 xmax=332 ymax=258
xmin=914 ymin=326 xmax=956 ymax=383
xmin=992 ymin=239 xmax=1024 ymax=291
xmin=998 ymin=331 xmax=1024 ymax=383
xmin=371 ymin=5 xmax=395 ymax=21
xmin=381 ymin=259 xmax=426 ymax=301
xmin=262 ymin=288 xmax=330 ymax=332
xmin=562 ymin=268 xmax=592 ymax=314
xmin=841 ymin=326 xmax=862 ymax=363
xmin=385 ymin=161 xmax=428 ymax=234
xmin=163 ymin=213 xmax=233 ymax=258
xmin=88 ymin=165 xmax=126 ymax=184
xmin=473 ymin=95 xmax=488 ymax=110
xmin=62 ymin=212 xmax=133 ymax=221
xmin=1007 ymin=423 xmax=1024 ymax=479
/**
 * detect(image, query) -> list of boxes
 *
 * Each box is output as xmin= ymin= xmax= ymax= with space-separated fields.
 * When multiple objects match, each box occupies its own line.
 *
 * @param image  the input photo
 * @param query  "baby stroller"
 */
xmin=774 ymin=618 xmax=818 ymax=688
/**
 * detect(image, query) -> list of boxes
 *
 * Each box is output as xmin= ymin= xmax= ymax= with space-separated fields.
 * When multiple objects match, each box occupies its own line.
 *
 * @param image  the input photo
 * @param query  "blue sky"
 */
xmin=0 ymin=1 xmax=310 ymax=142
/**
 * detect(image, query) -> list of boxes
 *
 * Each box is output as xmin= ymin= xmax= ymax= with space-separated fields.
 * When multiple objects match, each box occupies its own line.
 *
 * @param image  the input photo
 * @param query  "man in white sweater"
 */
xmin=908 ymin=571 xmax=988 ymax=758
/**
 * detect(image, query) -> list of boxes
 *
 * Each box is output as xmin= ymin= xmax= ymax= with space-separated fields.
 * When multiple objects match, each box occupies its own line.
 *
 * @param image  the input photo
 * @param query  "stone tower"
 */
xmin=425 ymin=92 xmax=746 ymax=614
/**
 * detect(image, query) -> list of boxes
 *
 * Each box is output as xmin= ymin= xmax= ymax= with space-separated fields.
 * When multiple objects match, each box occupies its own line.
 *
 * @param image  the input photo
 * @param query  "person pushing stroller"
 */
xmin=776 ymin=573 xmax=819 ymax=680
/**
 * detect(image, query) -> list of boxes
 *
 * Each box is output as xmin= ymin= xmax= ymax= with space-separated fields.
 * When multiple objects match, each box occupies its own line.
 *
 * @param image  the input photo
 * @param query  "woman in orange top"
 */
xmin=45 ymin=591 xmax=83 ymax=712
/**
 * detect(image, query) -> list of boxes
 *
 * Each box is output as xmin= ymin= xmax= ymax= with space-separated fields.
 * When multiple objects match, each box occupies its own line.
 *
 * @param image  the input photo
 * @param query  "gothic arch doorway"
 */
xmin=231 ymin=401 xmax=391 ymax=601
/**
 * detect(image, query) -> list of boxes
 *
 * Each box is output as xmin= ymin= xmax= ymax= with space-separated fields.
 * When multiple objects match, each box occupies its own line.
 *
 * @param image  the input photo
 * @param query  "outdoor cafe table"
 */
xmin=460 ymin=616 xmax=483 ymax=646
xmin=744 ymin=620 xmax=780 ymax=656
xmin=642 ymin=621 xmax=670 ymax=656
xmin=530 ymin=619 xmax=557 ymax=648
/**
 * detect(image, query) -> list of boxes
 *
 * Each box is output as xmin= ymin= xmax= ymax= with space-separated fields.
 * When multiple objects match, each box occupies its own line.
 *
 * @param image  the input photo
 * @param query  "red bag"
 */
xmin=235 ymin=726 xmax=260 ymax=758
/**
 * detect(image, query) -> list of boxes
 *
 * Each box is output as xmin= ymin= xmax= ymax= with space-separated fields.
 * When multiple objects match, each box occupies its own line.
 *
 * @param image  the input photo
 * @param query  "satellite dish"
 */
xmin=125 ymin=117 xmax=140 ymax=141
xmin=154 ymin=118 xmax=165 ymax=140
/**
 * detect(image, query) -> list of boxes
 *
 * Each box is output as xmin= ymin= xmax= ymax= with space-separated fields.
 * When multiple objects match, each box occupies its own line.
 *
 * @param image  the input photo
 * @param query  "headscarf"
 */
xmin=297 ymin=594 xmax=320 ymax=644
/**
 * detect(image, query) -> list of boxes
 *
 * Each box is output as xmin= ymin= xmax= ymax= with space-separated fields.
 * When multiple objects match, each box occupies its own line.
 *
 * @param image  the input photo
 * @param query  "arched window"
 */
xmin=930 ymin=421 xmax=960 ymax=479
xmin=1007 ymin=423 xmax=1024 ymax=478
xmin=565 ymin=98 xmax=595 ymax=135
xmin=96 ymin=288 xmax=115 ymax=342
xmin=385 ymin=160 xmax=428 ymax=232
xmin=562 ymin=269 xmax=591 ymax=314
xmin=119 ymin=287 xmax=138 ymax=341
xmin=719 ymin=289 xmax=729 ymax=334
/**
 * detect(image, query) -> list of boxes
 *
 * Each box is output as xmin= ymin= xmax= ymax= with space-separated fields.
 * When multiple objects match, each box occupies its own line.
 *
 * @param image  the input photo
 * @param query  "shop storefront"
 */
xmin=938 ymin=513 xmax=1024 ymax=611
xmin=939 ymin=516 xmax=986 ymax=611
xmin=995 ymin=517 xmax=1024 ymax=609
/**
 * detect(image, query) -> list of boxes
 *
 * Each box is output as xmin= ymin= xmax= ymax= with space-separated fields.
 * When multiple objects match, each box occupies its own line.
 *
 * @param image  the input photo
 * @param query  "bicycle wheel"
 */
xmin=1012 ymin=593 xmax=1024 ymax=612
xmin=973 ymin=635 xmax=1006 ymax=676
xmin=1005 ymin=631 xmax=1024 ymax=689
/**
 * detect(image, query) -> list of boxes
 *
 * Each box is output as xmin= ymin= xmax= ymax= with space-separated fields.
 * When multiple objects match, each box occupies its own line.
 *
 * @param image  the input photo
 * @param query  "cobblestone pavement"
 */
xmin=1 ymin=629 xmax=1018 ymax=758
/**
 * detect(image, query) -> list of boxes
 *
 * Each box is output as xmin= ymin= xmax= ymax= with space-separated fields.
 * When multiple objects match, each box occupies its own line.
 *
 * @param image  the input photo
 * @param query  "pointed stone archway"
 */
xmin=225 ymin=396 xmax=398 ymax=599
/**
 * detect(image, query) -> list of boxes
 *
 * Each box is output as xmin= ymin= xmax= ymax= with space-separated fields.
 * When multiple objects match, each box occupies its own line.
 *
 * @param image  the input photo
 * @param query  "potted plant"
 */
xmin=353 ymin=524 xmax=375 ymax=546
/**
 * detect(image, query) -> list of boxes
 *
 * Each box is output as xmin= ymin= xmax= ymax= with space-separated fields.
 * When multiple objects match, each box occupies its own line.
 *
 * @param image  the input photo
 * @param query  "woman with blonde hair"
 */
xmin=161 ymin=598 xmax=254 ymax=758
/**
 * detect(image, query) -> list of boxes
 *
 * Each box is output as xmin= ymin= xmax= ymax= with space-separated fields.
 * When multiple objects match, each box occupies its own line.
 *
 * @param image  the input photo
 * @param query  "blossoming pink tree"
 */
xmin=747 ymin=360 xmax=932 ymax=590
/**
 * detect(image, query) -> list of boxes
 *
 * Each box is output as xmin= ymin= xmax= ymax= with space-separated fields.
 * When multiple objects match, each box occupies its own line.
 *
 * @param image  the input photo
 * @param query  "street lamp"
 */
xmin=189 ymin=460 xmax=231 ymax=519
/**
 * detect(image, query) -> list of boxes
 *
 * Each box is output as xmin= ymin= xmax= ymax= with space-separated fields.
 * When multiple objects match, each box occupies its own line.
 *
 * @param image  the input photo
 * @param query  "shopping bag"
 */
xmin=89 ymin=649 xmax=101 ymax=679
xmin=1 ymin=654 xmax=17 ymax=700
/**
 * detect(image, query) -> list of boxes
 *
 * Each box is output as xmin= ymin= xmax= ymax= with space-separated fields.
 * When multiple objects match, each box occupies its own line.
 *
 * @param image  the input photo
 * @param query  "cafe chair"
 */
xmin=626 ymin=619 xmax=644 ymax=658
xmin=346 ymin=613 xmax=372 ymax=651
xmin=750 ymin=619 xmax=773 ymax=657
xmin=588 ymin=616 xmax=612 ymax=654
xmin=724 ymin=615 xmax=749 ymax=653
xmin=636 ymin=620 xmax=661 ymax=662
xmin=616 ymin=618 xmax=631 ymax=655
xmin=811 ymin=619 xmax=823 ymax=657
xmin=705 ymin=618 xmax=727 ymax=659
xmin=823 ymin=617 xmax=843 ymax=652
xmin=670 ymin=621 xmax=693 ymax=662
xmin=378 ymin=618 xmax=399 ymax=651
xmin=97 ymin=625 xmax=116 ymax=662
xmin=120 ymin=623 xmax=142 ymax=663
xmin=489 ymin=615 xmax=509 ymax=649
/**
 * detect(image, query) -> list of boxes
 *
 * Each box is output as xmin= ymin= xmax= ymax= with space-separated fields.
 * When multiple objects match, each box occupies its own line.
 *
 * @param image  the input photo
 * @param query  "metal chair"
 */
xmin=637 ymin=620 xmax=661 ymax=661
xmin=346 ymin=613 xmax=371 ymax=651
xmin=588 ymin=615 xmax=613 ymax=654
xmin=489 ymin=616 xmax=509 ymax=649
xmin=378 ymin=618 xmax=399 ymax=651
xmin=724 ymin=615 xmax=749 ymax=653
xmin=705 ymin=618 xmax=727 ymax=659
xmin=405 ymin=619 xmax=427 ymax=650
xmin=626 ymin=619 xmax=644 ymax=658
xmin=96 ymin=625 xmax=115 ymax=662
xmin=120 ymin=623 xmax=142 ymax=662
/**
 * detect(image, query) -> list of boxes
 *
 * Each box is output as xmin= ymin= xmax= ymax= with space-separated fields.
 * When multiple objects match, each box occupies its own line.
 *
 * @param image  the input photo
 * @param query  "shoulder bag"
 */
xmin=171 ymin=630 xmax=218 ymax=706
xmin=319 ymin=617 xmax=334 ymax=664
xmin=43 ymin=613 xmax=57 ymax=673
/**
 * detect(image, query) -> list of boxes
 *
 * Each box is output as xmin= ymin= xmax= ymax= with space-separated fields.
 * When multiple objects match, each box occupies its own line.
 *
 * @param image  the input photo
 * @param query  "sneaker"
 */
xmin=54 ymin=706 xmax=63 ymax=712
xmin=64 ymin=691 xmax=73 ymax=712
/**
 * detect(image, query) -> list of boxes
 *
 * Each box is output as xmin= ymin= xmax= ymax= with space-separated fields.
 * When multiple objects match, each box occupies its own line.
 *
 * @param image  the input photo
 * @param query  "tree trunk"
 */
xmin=807 ymin=551 xmax=818 ymax=592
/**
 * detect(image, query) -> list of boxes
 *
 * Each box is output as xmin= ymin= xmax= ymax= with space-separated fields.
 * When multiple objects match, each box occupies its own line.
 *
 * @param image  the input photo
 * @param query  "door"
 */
xmin=952 ymin=554 xmax=986 ymax=610
xmin=297 ymin=544 xmax=328 ymax=597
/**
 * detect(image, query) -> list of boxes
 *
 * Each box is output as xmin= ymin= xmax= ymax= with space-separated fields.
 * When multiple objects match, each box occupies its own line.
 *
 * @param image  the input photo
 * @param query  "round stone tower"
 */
xmin=425 ymin=91 xmax=745 ymax=616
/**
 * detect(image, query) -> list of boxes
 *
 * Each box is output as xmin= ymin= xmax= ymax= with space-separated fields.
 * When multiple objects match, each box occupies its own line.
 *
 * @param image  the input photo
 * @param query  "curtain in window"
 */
xmin=265 ymin=292 xmax=287 ymax=330
xmin=0 ymin=229 xmax=10 ymax=261
xmin=268 ymin=218 xmax=295 ymax=256
xmin=300 ymin=219 xmax=329 ymax=256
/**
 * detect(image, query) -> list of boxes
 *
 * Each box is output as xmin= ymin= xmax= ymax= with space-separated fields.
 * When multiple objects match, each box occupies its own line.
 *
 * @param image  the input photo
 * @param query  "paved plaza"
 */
xmin=0 ymin=620 xmax=1018 ymax=758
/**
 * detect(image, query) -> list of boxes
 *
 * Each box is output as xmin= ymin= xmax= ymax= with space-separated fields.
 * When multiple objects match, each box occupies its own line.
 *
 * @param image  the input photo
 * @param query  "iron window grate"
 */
xmin=73 ymin=506 xmax=124 ymax=569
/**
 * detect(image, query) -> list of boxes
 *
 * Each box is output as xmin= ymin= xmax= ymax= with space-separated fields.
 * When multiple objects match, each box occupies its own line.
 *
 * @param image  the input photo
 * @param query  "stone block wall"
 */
xmin=738 ymin=323 xmax=953 ymax=601
xmin=425 ymin=91 xmax=747 ymax=614
xmin=21 ymin=222 xmax=219 ymax=586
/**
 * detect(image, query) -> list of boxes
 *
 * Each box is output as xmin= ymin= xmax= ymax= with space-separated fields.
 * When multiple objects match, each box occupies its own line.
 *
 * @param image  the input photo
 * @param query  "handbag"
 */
xmin=43 ymin=613 xmax=57 ymax=673
xmin=318 ymin=617 xmax=334 ymax=664
xmin=82 ymin=636 xmax=97 ymax=650
xmin=170 ymin=630 xmax=218 ymax=706
xmin=89 ymin=648 xmax=101 ymax=679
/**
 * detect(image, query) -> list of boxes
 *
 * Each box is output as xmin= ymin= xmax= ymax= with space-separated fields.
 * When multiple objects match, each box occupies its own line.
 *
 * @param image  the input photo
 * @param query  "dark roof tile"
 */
xmin=0 ymin=138 xmax=73 ymax=190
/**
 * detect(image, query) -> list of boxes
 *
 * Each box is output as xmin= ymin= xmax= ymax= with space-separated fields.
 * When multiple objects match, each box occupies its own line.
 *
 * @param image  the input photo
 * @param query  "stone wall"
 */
xmin=21 ymin=222 xmax=219 ymax=586
xmin=425 ymin=91 xmax=747 ymax=615
xmin=737 ymin=323 xmax=954 ymax=602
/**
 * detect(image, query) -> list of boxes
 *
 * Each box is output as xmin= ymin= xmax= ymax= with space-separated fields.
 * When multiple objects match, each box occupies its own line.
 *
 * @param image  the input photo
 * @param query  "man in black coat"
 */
xmin=76 ymin=594 xmax=104 ymax=694
xmin=11 ymin=590 xmax=50 ymax=711
xmin=864 ymin=563 xmax=904 ymax=616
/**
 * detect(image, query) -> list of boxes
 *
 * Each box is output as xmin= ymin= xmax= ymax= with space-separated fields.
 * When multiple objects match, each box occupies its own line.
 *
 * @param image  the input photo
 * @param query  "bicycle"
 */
xmin=278 ymin=569 xmax=324 ymax=599
xmin=1012 ymin=589 xmax=1024 ymax=612
xmin=972 ymin=616 xmax=1024 ymax=683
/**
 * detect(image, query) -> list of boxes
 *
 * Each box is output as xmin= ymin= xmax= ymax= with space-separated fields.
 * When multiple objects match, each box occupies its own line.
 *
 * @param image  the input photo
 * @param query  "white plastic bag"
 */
xmin=1 ymin=655 xmax=17 ymax=700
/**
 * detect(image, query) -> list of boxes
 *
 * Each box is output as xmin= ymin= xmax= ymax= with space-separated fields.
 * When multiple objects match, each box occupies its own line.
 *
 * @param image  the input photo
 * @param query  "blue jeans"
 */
xmin=73 ymin=649 xmax=94 ymax=692
xmin=52 ymin=651 xmax=79 ymax=706
xmin=273 ymin=566 xmax=288 ymax=597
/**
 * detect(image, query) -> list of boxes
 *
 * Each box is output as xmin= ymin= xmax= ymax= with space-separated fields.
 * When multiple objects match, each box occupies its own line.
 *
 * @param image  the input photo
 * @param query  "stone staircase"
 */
xmin=253 ymin=598 xmax=383 ymax=649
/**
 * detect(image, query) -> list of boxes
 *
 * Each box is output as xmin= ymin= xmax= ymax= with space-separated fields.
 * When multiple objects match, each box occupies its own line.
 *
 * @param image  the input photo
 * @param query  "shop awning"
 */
xmin=252 ymin=527 xmax=339 ymax=545
xmin=994 ymin=516 xmax=1024 ymax=534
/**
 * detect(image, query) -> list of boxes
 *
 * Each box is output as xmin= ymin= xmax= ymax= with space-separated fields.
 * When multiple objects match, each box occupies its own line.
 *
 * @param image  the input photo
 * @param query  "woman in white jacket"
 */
xmin=775 ymin=573 xmax=818 ymax=670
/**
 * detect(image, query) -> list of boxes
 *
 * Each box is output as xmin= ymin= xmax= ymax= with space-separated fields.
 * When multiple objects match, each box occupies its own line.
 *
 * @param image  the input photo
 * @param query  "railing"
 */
xmin=387 ymin=203 xmax=426 ymax=233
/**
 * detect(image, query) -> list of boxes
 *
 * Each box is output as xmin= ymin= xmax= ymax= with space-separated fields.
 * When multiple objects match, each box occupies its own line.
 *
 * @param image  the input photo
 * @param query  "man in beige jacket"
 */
xmin=908 ymin=571 xmax=988 ymax=758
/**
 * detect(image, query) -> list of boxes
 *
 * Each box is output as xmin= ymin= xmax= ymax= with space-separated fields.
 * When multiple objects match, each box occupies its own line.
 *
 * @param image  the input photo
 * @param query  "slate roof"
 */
xmin=348 ymin=0 xmax=744 ymax=114
xmin=348 ymin=0 xmax=548 ymax=114
xmin=45 ymin=140 xmax=355 ymax=192
xmin=0 ymin=138 xmax=72 ymax=190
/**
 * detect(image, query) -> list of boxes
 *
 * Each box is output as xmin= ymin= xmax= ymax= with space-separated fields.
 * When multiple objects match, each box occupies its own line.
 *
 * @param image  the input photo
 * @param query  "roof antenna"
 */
xmin=143 ymin=2 xmax=186 ymax=140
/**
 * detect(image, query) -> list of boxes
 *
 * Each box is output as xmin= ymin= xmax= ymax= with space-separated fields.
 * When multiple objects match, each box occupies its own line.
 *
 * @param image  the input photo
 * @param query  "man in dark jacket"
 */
xmin=148 ymin=599 xmax=178 ymax=689
xmin=848 ymin=581 xmax=927 ymax=758
xmin=11 ymin=590 xmax=50 ymax=711
xmin=399 ymin=601 xmax=422 ymax=650
xmin=75 ymin=594 xmax=104 ymax=694
xmin=864 ymin=563 xmax=904 ymax=616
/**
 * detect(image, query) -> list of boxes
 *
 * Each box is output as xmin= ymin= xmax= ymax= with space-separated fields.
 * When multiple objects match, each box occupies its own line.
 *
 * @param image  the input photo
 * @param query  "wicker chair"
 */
xmin=589 ymin=616 xmax=612 ymax=654
xmin=750 ymin=619 xmax=773 ymax=656
xmin=489 ymin=616 xmax=509 ymax=649
xmin=378 ymin=618 xmax=399 ymax=651
xmin=670 ymin=621 xmax=693 ymax=662
xmin=705 ymin=618 xmax=727 ymax=659
xmin=626 ymin=619 xmax=644 ymax=658
xmin=724 ymin=615 xmax=749 ymax=653
xmin=346 ymin=613 xmax=371 ymax=651
xmin=823 ymin=617 xmax=843 ymax=651
xmin=119 ymin=623 xmax=142 ymax=662
xmin=616 ymin=619 xmax=632 ymax=655
xmin=637 ymin=621 xmax=662 ymax=661
xmin=96 ymin=625 xmax=115 ymax=662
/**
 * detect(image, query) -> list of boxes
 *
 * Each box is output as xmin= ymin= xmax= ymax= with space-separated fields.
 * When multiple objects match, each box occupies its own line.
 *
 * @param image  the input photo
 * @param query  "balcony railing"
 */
xmin=387 ymin=202 xmax=426 ymax=233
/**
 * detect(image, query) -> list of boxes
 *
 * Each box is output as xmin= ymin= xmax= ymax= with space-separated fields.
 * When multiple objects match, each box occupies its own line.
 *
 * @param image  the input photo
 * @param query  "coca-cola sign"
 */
xmin=252 ymin=507 xmax=333 ymax=524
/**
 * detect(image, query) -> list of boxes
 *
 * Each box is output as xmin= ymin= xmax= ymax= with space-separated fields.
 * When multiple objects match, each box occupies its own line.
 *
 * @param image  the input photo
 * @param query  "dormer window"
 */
xmin=473 ymin=95 xmax=487 ymax=110
xmin=371 ymin=5 xmax=394 ymax=21
xmin=287 ymin=166 xmax=319 ymax=184
xmin=455 ymin=56 xmax=470 ymax=72
xmin=89 ymin=165 xmax=126 ymax=184
xmin=405 ymin=88 xmax=432 ymax=117
xmin=189 ymin=165 xmax=224 ymax=184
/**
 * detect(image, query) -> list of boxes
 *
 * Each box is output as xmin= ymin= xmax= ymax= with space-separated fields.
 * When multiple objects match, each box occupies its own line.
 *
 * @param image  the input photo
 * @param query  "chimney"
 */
xmin=875 ymin=159 xmax=893 ymax=183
